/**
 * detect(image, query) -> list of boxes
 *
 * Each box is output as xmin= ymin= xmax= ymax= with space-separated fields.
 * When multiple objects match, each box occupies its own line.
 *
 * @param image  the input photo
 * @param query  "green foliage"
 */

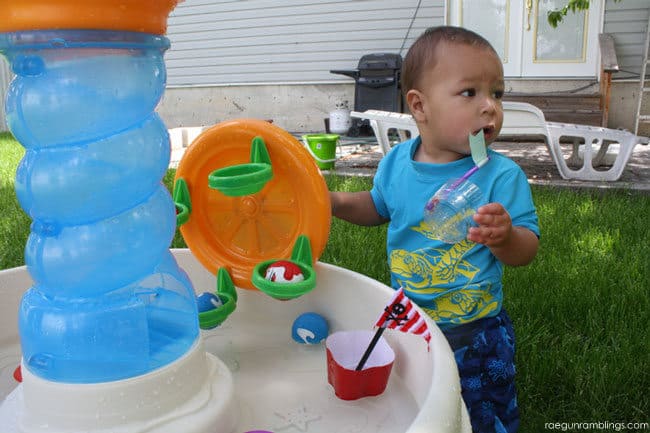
xmin=548 ymin=0 xmax=622 ymax=28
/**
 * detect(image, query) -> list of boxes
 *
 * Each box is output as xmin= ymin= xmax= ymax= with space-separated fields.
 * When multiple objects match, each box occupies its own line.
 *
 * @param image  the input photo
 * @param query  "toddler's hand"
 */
xmin=467 ymin=202 xmax=512 ymax=246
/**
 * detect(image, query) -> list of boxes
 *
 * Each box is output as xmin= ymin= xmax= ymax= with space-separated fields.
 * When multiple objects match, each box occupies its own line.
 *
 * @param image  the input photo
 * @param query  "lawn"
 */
xmin=1 ymin=132 xmax=649 ymax=431
xmin=0 ymin=132 xmax=30 ymax=270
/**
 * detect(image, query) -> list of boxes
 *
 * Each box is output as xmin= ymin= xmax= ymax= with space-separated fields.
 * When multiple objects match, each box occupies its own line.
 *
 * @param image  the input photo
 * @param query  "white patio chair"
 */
xmin=352 ymin=102 xmax=648 ymax=181
xmin=352 ymin=110 xmax=420 ymax=156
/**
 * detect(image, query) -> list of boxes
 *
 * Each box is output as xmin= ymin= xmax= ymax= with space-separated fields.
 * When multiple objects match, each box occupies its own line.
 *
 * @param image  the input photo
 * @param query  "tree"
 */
xmin=548 ymin=0 xmax=623 ymax=28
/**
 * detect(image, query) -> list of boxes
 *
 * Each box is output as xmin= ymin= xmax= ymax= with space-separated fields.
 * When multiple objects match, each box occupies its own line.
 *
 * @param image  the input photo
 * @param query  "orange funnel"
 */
xmin=0 ymin=0 xmax=181 ymax=34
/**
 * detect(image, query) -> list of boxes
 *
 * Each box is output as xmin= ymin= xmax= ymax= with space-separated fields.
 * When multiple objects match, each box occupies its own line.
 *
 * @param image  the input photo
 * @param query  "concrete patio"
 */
xmin=169 ymin=129 xmax=650 ymax=194
xmin=328 ymin=138 xmax=650 ymax=194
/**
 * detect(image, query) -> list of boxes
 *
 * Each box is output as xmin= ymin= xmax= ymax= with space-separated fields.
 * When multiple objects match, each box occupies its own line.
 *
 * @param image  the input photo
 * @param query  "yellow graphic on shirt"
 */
xmin=389 ymin=222 xmax=499 ymax=324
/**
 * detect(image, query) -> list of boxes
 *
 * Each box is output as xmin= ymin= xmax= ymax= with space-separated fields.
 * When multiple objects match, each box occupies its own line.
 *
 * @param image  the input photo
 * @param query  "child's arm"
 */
xmin=330 ymin=191 xmax=388 ymax=226
xmin=467 ymin=202 xmax=539 ymax=266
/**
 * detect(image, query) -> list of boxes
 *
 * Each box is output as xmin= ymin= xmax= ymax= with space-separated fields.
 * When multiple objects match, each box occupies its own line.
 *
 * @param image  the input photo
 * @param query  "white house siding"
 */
xmin=165 ymin=0 xmax=444 ymax=86
xmin=604 ymin=0 xmax=650 ymax=81
xmin=603 ymin=0 xmax=650 ymax=132
xmin=165 ymin=0 xmax=650 ymax=86
xmin=158 ymin=0 xmax=445 ymax=131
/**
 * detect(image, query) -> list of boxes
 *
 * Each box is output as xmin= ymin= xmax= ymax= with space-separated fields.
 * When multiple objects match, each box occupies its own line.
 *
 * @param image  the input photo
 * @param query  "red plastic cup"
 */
xmin=325 ymin=330 xmax=395 ymax=400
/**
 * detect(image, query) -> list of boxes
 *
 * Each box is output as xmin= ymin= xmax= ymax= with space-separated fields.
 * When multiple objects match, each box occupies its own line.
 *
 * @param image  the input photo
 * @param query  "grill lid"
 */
xmin=357 ymin=53 xmax=402 ymax=71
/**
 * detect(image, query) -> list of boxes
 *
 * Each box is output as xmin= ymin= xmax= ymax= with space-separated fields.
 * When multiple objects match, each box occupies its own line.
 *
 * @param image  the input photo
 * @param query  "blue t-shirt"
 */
xmin=370 ymin=137 xmax=539 ymax=329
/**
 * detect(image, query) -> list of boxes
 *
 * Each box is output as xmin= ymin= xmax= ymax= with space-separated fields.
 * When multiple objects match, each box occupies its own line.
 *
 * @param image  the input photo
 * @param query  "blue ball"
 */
xmin=196 ymin=292 xmax=223 ymax=313
xmin=291 ymin=312 xmax=329 ymax=344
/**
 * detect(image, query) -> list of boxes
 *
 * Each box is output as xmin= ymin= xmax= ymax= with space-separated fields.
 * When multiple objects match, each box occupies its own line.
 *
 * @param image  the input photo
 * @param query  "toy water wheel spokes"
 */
xmin=173 ymin=119 xmax=331 ymax=290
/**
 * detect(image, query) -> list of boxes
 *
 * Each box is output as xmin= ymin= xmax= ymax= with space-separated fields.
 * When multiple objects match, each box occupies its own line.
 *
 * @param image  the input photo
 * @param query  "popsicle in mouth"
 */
xmin=424 ymin=130 xmax=490 ymax=211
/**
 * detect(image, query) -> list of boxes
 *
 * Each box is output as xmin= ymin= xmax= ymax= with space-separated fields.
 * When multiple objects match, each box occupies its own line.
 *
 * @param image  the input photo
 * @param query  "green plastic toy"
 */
xmin=251 ymin=235 xmax=317 ymax=300
xmin=208 ymin=136 xmax=273 ymax=196
xmin=198 ymin=267 xmax=238 ymax=330
xmin=173 ymin=177 xmax=191 ymax=226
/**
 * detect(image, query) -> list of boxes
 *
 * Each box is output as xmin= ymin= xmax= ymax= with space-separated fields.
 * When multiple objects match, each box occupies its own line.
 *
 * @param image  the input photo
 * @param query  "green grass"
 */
xmin=504 ymin=187 xmax=649 ymax=429
xmin=2 ymin=134 xmax=649 ymax=430
xmin=0 ymin=132 xmax=29 ymax=269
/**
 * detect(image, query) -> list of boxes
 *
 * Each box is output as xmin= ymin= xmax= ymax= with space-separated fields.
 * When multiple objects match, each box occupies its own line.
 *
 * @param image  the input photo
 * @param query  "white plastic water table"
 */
xmin=0 ymin=249 xmax=471 ymax=433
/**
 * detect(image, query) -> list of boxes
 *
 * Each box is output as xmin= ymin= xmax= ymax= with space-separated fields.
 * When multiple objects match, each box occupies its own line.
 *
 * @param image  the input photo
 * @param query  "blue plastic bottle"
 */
xmin=0 ymin=30 xmax=199 ymax=383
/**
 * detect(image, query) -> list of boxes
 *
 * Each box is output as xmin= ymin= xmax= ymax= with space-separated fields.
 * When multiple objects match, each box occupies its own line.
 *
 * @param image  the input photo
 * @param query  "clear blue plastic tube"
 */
xmin=0 ymin=30 xmax=199 ymax=383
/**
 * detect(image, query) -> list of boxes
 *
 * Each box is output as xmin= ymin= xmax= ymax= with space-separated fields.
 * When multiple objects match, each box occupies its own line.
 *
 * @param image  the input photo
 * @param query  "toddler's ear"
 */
xmin=406 ymin=89 xmax=425 ymax=122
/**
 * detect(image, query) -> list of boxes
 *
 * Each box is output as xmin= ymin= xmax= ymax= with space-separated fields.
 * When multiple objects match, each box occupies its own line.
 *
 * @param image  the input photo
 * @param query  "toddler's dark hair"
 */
xmin=401 ymin=26 xmax=498 ymax=93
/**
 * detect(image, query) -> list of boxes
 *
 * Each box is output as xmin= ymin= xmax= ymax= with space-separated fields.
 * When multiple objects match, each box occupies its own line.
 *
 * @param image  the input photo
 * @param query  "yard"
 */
xmin=2 ymin=132 xmax=649 ymax=431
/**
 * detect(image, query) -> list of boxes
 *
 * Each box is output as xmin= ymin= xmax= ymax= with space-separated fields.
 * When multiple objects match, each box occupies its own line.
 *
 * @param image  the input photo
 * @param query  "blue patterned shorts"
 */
xmin=443 ymin=309 xmax=519 ymax=433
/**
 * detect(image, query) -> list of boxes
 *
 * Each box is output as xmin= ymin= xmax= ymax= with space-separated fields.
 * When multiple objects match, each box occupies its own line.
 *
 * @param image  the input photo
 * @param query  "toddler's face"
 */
xmin=416 ymin=42 xmax=504 ymax=160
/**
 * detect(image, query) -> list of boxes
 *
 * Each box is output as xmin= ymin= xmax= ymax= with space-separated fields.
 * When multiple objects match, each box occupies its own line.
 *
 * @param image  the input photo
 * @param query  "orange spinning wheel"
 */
xmin=174 ymin=119 xmax=331 ymax=290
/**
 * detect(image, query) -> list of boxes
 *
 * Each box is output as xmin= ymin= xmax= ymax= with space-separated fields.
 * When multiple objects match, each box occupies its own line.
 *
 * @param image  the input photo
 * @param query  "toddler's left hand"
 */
xmin=467 ymin=202 xmax=512 ymax=246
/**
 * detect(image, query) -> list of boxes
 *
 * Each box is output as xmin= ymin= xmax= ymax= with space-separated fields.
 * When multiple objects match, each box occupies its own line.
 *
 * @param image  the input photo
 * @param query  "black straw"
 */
xmin=355 ymin=327 xmax=386 ymax=371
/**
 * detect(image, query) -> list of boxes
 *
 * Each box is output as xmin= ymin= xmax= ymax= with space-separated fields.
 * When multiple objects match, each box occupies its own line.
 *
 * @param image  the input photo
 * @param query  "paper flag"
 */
xmin=375 ymin=288 xmax=431 ymax=347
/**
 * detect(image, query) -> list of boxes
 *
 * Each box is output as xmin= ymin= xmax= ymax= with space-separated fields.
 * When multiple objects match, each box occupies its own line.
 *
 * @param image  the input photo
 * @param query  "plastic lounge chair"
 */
xmin=351 ymin=110 xmax=419 ymax=156
xmin=352 ymin=102 xmax=648 ymax=181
